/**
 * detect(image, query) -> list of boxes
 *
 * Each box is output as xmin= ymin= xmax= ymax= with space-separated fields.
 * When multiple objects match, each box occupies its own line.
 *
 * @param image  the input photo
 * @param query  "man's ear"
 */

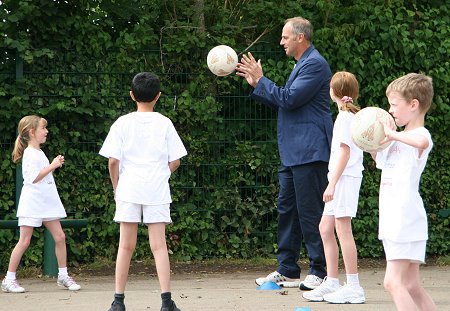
xmin=130 ymin=90 xmax=136 ymax=101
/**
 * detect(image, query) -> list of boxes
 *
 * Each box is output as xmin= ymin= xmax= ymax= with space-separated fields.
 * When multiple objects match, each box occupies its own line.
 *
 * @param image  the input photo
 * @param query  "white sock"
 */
xmin=326 ymin=276 xmax=340 ymax=288
xmin=58 ymin=267 xmax=68 ymax=278
xmin=6 ymin=271 xmax=16 ymax=281
xmin=346 ymin=273 xmax=360 ymax=286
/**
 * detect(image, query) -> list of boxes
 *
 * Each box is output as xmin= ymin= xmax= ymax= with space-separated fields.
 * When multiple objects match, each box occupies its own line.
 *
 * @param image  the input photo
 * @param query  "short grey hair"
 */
xmin=285 ymin=17 xmax=313 ymax=41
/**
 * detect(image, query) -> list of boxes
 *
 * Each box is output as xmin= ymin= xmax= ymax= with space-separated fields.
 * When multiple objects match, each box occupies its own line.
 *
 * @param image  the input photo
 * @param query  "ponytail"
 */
xmin=12 ymin=135 xmax=28 ymax=163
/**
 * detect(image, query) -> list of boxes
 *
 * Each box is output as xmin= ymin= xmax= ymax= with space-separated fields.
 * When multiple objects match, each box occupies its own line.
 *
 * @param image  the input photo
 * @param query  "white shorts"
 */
xmin=382 ymin=239 xmax=426 ymax=264
xmin=323 ymin=175 xmax=362 ymax=218
xmin=18 ymin=217 xmax=60 ymax=227
xmin=114 ymin=201 xmax=172 ymax=224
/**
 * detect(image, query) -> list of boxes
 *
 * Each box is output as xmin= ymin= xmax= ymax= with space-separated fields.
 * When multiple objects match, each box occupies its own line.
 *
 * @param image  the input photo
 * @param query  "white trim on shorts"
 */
xmin=323 ymin=175 xmax=362 ymax=218
xmin=114 ymin=200 xmax=172 ymax=224
xmin=18 ymin=217 xmax=61 ymax=227
xmin=382 ymin=239 xmax=427 ymax=264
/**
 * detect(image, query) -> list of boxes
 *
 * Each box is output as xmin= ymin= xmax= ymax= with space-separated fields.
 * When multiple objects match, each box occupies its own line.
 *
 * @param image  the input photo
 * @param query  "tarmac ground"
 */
xmin=1 ymin=265 xmax=449 ymax=310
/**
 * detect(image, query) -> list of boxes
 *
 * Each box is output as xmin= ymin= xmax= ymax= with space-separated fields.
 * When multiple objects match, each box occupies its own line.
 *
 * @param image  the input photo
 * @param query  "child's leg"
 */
xmin=147 ymin=223 xmax=170 ymax=292
xmin=335 ymin=217 xmax=358 ymax=280
xmin=43 ymin=220 xmax=67 ymax=268
xmin=319 ymin=215 xmax=339 ymax=278
xmin=7 ymin=226 xmax=34 ymax=273
xmin=404 ymin=262 xmax=437 ymax=311
xmin=115 ymin=222 xmax=138 ymax=294
xmin=384 ymin=260 xmax=419 ymax=310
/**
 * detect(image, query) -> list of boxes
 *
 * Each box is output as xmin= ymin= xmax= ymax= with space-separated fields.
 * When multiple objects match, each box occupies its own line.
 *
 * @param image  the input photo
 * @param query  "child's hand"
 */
xmin=51 ymin=155 xmax=65 ymax=169
xmin=379 ymin=118 xmax=397 ymax=145
xmin=323 ymin=184 xmax=335 ymax=203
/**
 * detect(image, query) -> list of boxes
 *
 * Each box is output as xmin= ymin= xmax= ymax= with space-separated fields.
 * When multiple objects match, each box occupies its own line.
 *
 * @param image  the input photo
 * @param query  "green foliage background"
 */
xmin=0 ymin=0 xmax=448 ymax=269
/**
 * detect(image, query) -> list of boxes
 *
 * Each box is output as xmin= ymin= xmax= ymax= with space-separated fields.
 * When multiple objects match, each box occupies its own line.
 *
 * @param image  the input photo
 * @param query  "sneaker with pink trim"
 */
xmin=1 ymin=278 xmax=25 ymax=293
xmin=57 ymin=275 xmax=81 ymax=291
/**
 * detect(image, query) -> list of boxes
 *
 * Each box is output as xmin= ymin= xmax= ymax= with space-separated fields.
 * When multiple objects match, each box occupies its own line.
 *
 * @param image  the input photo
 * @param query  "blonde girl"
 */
xmin=303 ymin=71 xmax=365 ymax=303
xmin=2 ymin=115 xmax=80 ymax=293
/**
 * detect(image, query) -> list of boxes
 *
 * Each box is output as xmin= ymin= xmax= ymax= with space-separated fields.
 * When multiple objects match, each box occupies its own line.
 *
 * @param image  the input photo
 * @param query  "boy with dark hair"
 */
xmin=100 ymin=72 xmax=186 ymax=311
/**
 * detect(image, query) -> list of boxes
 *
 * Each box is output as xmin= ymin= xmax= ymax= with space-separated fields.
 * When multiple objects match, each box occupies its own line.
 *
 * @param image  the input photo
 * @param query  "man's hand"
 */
xmin=235 ymin=52 xmax=264 ymax=88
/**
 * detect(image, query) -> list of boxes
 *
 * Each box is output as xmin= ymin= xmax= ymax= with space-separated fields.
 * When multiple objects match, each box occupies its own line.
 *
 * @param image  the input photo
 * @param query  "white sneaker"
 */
xmin=255 ymin=271 xmax=300 ymax=288
xmin=323 ymin=283 xmax=366 ymax=304
xmin=299 ymin=274 xmax=323 ymax=290
xmin=57 ymin=275 xmax=81 ymax=291
xmin=302 ymin=277 xmax=340 ymax=302
xmin=1 ymin=278 xmax=25 ymax=293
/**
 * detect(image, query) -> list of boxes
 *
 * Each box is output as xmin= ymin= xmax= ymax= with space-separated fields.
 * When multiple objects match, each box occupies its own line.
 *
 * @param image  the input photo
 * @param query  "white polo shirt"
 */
xmin=376 ymin=127 xmax=433 ymax=242
xmin=328 ymin=110 xmax=364 ymax=178
xmin=99 ymin=112 xmax=187 ymax=205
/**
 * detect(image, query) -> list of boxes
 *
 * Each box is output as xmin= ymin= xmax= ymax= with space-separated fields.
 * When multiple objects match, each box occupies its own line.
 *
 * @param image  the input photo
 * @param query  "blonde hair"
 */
xmin=386 ymin=73 xmax=433 ymax=113
xmin=12 ymin=115 xmax=47 ymax=163
xmin=330 ymin=71 xmax=360 ymax=114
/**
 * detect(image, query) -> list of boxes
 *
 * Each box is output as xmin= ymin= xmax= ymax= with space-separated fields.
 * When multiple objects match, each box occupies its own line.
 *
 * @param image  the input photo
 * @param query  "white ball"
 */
xmin=207 ymin=45 xmax=238 ymax=76
xmin=350 ymin=107 xmax=394 ymax=152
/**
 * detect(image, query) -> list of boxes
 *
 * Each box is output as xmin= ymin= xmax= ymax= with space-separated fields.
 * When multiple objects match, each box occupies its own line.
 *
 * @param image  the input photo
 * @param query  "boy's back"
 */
xmin=99 ymin=111 xmax=187 ymax=205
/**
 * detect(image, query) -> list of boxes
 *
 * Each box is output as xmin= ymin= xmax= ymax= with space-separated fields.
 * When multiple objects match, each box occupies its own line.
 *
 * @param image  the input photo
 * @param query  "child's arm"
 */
xmin=380 ymin=119 xmax=429 ymax=153
xmin=108 ymin=157 xmax=120 ymax=193
xmin=384 ymin=130 xmax=429 ymax=150
xmin=32 ymin=155 xmax=64 ymax=184
xmin=169 ymin=159 xmax=181 ymax=173
xmin=323 ymin=143 xmax=350 ymax=202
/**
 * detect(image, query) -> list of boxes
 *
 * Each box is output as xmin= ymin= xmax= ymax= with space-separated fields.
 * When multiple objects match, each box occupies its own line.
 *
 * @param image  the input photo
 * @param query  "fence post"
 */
xmin=15 ymin=50 xmax=24 ymax=203
xmin=43 ymin=229 xmax=58 ymax=277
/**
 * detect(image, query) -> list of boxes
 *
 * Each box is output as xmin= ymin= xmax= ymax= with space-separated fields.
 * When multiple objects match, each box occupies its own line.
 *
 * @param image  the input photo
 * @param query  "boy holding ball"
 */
xmin=373 ymin=73 xmax=437 ymax=311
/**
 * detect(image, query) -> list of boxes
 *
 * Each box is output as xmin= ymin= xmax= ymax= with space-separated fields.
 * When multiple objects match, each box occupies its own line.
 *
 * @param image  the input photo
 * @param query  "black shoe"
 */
xmin=161 ymin=300 xmax=180 ymax=311
xmin=108 ymin=301 xmax=126 ymax=311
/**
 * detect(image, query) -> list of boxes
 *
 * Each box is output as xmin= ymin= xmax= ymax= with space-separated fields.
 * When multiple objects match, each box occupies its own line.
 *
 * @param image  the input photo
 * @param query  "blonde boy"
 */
xmin=374 ymin=73 xmax=436 ymax=311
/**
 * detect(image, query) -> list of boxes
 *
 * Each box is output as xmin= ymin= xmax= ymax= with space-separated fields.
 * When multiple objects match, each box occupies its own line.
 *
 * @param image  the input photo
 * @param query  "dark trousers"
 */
xmin=276 ymin=162 xmax=327 ymax=279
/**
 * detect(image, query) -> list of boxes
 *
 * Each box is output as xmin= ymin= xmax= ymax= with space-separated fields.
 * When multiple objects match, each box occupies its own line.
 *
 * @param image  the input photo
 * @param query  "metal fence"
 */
xmin=1 ymin=48 xmax=285 ymax=257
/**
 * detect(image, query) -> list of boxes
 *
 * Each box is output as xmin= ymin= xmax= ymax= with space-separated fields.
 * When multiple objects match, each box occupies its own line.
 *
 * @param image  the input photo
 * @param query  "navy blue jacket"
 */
xmin=251 ymin=45 xmax=333 ymax=167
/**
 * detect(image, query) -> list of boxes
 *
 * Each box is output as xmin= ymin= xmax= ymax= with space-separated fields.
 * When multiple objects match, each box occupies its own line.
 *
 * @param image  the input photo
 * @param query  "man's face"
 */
xmin=280 ymin=22 xmax=302 ymax=59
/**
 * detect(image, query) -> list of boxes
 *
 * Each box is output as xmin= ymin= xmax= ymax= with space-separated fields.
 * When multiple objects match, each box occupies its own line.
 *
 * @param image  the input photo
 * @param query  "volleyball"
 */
xmin=207 ymin=45 xmax=238 ymax=76
xmin=350 ymin=107 xmax=394 ymax=152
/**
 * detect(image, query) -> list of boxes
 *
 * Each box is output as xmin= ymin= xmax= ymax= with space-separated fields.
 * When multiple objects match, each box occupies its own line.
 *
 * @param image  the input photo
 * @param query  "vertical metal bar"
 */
xmin=15 ymin=50 xmax=23 ymax=208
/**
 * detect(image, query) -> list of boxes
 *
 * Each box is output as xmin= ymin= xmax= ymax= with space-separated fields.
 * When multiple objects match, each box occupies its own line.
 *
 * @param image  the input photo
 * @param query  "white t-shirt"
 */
xmin=376 ymin=127 xmax=433 ymax=242
xmin=328 ymin=110 xmax=364 ymax=178
xmin=17 ymin=147 xmax=66 ymax=218
xmin=99 ymin=112 xmax=187 ymax=205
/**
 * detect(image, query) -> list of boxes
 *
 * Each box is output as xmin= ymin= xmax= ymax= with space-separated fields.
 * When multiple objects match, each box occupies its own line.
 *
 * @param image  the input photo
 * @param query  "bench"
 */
xmin=0 ymin=218 xmax=88 ymax=277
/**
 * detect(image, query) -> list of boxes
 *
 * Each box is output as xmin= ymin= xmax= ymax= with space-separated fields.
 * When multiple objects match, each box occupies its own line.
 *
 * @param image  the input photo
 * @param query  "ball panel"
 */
xmin=350 ymin=107 xmax=393 ymax=152
xmin=207 ymin=45 xmax=238 ymax=76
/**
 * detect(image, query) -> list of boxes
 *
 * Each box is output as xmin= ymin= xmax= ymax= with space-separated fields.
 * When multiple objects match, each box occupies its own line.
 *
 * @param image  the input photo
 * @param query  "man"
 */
xmin=236 ymin=16 xmax=332 ymax=290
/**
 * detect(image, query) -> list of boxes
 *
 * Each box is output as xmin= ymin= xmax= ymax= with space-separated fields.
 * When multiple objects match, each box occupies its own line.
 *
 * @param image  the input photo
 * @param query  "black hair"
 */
xmin=131 ymin=72 xmax=160 ymax=102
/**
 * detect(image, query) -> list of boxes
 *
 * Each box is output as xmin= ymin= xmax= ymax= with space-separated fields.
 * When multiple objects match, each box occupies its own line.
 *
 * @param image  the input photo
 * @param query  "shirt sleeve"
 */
xmin=22 ymin=150 xmax=41 ymax=184
xmin=99 ymin=121 xmax=122 ymax=160
xmin=414 ymin=127 xmax=433 ymax=162
xmin=167 ymin=121 xmax=187 ymax=162
xmin=337 ymin=112 xmax=353 ymax=148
